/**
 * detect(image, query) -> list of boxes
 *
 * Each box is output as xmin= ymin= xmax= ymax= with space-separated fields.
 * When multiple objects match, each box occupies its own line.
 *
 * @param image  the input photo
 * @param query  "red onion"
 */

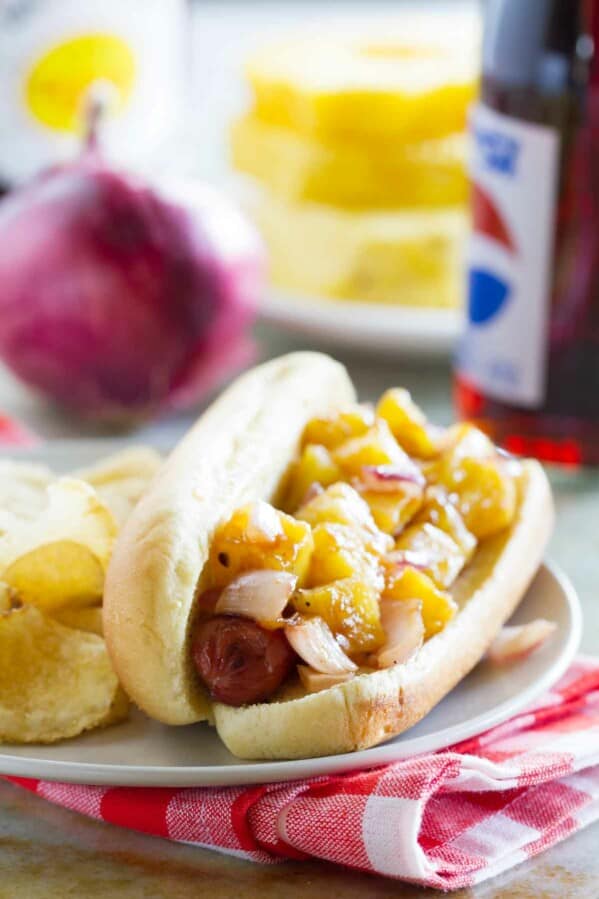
xmin=386 ymin=549 xmax=432 ymax=571
xmin=297 ymin=664 xmax=355 ymax=694
xmin=285 ymin=617 xmax=357 ymax=674
xmin=487 ymin=619 xmax=556 ymax=664
xmin=357 ymin=464 xmax=425 ymax=494
xmin=0 ymin=152 xmax=263 ymax=423
xmin=214 ymin=570 xmax=296 ymax=624
xmin=376 ymin=599 xmax=424 ymax=669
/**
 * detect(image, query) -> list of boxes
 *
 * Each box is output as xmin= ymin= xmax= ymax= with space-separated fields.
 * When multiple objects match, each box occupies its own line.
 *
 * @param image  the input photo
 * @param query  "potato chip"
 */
xmin=51 ymin=605 xmax=103 ymax=636
xmin=0 ymin=605 xmax=127 ymax=743
xmin=0 ymin=460 xmax=53 ymax=521
xmin=74 ymin=446 xmax=162 ymax=527
xmin=0 ymin=582 xmax=14 ymax=613
xmin=0 ymin=478 xmax=117 ymax=610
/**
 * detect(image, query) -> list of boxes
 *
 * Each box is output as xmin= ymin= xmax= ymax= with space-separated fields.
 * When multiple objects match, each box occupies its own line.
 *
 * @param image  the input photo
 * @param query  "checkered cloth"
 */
xmin=7 ymin=657 xmax=599 ymax=890
xmin=0 ymin=413 xmax=37 ymax=448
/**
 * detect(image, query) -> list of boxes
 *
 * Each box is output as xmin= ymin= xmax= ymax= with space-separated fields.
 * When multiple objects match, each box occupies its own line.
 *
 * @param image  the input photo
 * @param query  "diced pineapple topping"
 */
xmin=431 ymin=424 xmax=517 ymax=538
xmin=283 ymin=443 xmax=342 ymax=512
xmin=301 ymin=404 xmax=375 ymax=450
xmin=383 ymin=565 xmax=457 ymax=638
xmin=307 ymin=523 xmax=383 ymax=589
xmin=208 ymin=503 xmax=313 ymax=588
xmin=333 ymin=420 xmax=411 ymax=476
xmin=293 ymin=579 xmax=384 ymax=654
xmin=203 ymin=391 xmax=518 ymax=677
xmin=376 ymin=388 xmax=442 ymax=458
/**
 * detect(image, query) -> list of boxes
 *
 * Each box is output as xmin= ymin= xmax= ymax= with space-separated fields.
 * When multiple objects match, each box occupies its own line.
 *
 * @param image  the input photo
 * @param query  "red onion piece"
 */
xmin=285 ymin=617 xmax=357 ymax=674
xmin=214 ymin=570 xmax=297 ymax=624
xmin=297 ymin=664 xmax=355 ymax=694
xmin=487 ymin=619 xmax=556 ymax=664
xmin=386 ymin=549 xmax=432 ymax=571
xmin=357 ymin=464 xmax=425 ymax=494
xmin=376 ymin=599 xmax=425 ymax=669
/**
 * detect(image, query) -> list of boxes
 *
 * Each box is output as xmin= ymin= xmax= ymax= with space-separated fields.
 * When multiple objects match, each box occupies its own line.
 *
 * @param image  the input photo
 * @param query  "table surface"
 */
xmin=1 ymin=1 xmax=598 ymax=895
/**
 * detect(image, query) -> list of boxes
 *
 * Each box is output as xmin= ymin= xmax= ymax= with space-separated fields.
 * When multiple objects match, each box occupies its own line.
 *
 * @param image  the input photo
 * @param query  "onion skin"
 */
xmin=0 ymin=157 xmax=263 ymax=423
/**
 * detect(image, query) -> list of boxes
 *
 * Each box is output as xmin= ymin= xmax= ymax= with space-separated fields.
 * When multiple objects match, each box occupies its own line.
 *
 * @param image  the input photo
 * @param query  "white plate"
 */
xmin=0 ymin=559 xmax=580 ymax=787
xmin=0 ymin=443 xmax=581 ymax=787
xmin=260 ymin=290 xmax=462 ymax=356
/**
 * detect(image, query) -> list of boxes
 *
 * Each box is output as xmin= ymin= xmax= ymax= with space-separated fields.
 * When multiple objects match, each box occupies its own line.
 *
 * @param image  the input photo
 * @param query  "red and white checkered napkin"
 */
xmin=0 ymin=413 xmax=38 ymax=448
xmin=6 ymin=657 xmax=599 ymax=890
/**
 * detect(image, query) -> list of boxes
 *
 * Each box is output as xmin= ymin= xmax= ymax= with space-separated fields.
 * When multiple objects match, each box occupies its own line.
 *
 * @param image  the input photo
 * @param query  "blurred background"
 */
xmin=0 ymin=0 xmax=482 ymax=442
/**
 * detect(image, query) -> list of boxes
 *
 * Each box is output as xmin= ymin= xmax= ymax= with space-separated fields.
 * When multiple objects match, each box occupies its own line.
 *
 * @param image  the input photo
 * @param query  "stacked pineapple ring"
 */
xmin=231 ymin=16 xmax=479 ymax=306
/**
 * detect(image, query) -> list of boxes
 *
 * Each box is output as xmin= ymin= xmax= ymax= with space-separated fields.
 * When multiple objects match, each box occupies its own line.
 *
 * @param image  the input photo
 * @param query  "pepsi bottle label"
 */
xmin=458 ymin=103 xmax=560 ymax=407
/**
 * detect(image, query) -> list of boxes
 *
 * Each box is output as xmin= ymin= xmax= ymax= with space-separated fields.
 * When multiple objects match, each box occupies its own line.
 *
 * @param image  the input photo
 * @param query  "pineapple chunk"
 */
xmin=383 ymin=565 xmax=456 ymax=638
xmin=283 ymin=443 xmax=342 ymax=512
xmin=293 ymin=578 xmax=384 ymax=654
xmin=231 ymin=113 xmax=468 ymax=209
xmin=376 ymin=388 xmax=442 ymax=458
xmin=307 ymin=522 xmax=382 ymax=588
xmin=433 ymin=425 xmax=517 ymax=538
xmin=296 ymin=482 xmax=392 ymax=556
xmin=359 ymin=488 xmax=423 ymax=536
xmin=416 ymin=488 xmax=476 ymax=558
xmin=209 ymin=502 xmax=313 ymax=588
xmin=302 ymin=405 xmax=374 ymax=450
xmin=393 ymin=522 xmax=466 ymax=589
xmin=332 ymin=420 xmax=407 ymax=477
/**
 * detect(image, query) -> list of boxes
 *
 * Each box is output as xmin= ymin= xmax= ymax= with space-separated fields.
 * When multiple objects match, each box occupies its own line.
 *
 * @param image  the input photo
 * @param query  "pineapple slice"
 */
xmin=383 ymin=565 xmax=456 ymax=638
xmin=208 ymin=502 xmax=313 ymax=589
xmin=245 ymin=22 xmax=479 ymax=142
xmin=247 ymin=188 xmax=468 ymax=307
xmin=376 ymin=388 xmax=443 ymax=458
xmin=231 ymin=114 xmax=468 ymax=209
xmin=293 ymin=578 xmax=384 ymax=654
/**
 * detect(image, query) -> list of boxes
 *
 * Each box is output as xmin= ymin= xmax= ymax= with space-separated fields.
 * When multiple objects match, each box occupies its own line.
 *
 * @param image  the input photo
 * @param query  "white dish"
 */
xmin=260 ymin=290 xmax=462 ymax=356
xmin=0 ymin=443 xmax=581 ymax=787
xmin=0 ymin=555 xmax=579 ymax=786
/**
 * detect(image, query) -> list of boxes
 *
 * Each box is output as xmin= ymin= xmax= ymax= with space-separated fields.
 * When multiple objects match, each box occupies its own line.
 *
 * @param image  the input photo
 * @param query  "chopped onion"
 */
xmin=285 ymin=617 xmax=357 ymax=674
xmin=297 ymin=664 xmax=355 ymax=694
xmin=245 ymin=501 xmax=283 ymax=543
xmin=357 ymin=464 xmax=425 ymax=494
xmin=386 ymin=549 xmax=431 ymax=571
xmin=487 ymin=619 xmax=556 ymax=664
xmin=214 ymin=570 xmax=296 ymax=623
xmin=376 ymin=599 xmax=424 ymax=669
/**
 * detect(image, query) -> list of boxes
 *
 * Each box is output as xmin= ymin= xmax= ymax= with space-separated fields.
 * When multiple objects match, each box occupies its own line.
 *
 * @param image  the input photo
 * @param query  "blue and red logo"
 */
xmin=468 ymin=184 xmax=516 ymax=325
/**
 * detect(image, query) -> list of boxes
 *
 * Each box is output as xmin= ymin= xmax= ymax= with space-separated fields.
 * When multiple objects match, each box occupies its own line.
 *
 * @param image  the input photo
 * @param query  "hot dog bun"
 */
xmin=104 ymin=353 xmax=553 ymax=758
xmin=103 ymin=353 xmax=355 ymax=725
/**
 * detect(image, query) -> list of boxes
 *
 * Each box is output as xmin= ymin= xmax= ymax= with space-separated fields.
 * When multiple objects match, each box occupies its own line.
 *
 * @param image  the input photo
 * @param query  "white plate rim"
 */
xmin=0 ymin=559 xmax=581 ymax=788
xmin=259 ymin=289 xmax=462 ymax=355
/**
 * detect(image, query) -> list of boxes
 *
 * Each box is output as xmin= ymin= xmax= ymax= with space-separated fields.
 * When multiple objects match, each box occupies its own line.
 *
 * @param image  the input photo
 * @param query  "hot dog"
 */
xmin=103 ymin=353 xmax=554 ymax=759
xmin=192 ymin=616 xmax=296 ymax=706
